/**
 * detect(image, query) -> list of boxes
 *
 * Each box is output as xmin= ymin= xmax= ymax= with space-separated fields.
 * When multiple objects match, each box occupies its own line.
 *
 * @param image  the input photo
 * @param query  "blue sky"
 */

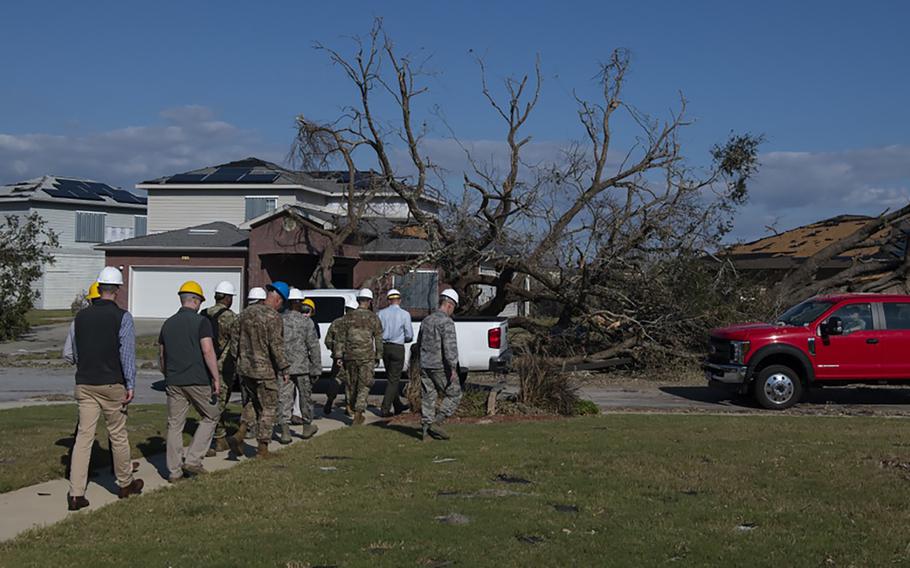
xmin=2 ymin=1 xmax=909 ymax=240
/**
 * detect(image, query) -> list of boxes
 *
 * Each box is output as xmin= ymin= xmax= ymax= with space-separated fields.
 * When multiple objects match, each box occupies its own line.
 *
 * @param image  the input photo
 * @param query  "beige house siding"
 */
xmin=147 ymin=188 xmax=299 ymax=233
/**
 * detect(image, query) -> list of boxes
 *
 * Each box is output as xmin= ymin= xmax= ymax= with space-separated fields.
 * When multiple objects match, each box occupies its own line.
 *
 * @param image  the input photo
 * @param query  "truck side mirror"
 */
xmin=822 ymin=316 xmax=844 ymax=337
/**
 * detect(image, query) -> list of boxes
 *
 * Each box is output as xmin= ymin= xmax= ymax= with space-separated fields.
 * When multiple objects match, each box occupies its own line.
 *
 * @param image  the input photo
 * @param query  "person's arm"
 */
xmin=403 ymin=312 xmax=414 ymax=344
xmin=306 ymin=320 xmax=322 ymax=377
xmin=269 ymin=314 xmax=290 ymax=381
xmin=119 ymin=312 xmax=137 ymax=404
xmin=442 ymin=319 xmax=459 ymax=380
xmin=63 ymin=321 xmax=77 ymax=364
xmin=201 ymin=337 xmax=221 ymax=395
xmin=373 ymin=314 xmax=384 ymax=364
xmin=158 ymin=344 xmax=166 ymax=376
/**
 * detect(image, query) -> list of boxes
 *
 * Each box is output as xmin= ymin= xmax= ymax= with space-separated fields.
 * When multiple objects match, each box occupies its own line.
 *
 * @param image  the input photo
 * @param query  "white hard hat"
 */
xmin=288 ymin=287 xmax=305 ymax=301
xmin=345 ymin=297 xmax=359 ymax=310
xmin=214 ymin=280 xmax=236 ymax=296
xmin=387 ymin=288 xmax=402 ymax=299
xmin=247 ymin=287 xmax=267 ymax=301
xmin=97 ymin=266 xmax=123 ymax=285
xmin=357 ymin=288 xmax=374 ymax=300
xmin=440 ymin=288 xmax=459 ymax=306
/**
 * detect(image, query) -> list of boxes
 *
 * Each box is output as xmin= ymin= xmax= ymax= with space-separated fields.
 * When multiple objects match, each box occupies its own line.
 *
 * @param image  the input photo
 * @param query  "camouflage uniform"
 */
xmin=278 ymin=311 xmax=322 ymax=426
xmin=323 ymin=317 xmax=348 ymax=409
xmin=203 ymin=304 xmax=237 ymax=442
xmin=231 ymin=303 xmax=289 ymax=443
xmin=417 ymin=309 xmax=461 ymax=425
xmin=338 ymin=308 xmax=383 ymax=413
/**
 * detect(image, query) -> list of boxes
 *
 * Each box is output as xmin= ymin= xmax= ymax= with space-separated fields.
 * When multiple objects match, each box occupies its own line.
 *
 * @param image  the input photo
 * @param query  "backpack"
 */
xmin=204 ymin=306 xmax=229 ymax=358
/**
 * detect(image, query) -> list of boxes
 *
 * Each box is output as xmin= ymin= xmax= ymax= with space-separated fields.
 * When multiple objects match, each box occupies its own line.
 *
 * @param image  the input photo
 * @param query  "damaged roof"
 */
xmin=96 ymin=221 xmax=248 ymax=251
xmin=0 ymin=175 xmax=147 ymax=208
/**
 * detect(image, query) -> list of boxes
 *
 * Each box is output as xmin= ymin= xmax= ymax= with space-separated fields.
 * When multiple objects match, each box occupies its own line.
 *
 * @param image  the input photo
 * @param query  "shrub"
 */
xmin=70 ymin=291 xmax=89 ymax=315
xmin=515 ymin=354 xmax=579 ymax=416
xmin=574 ymin=399 xmax=600 ymax=416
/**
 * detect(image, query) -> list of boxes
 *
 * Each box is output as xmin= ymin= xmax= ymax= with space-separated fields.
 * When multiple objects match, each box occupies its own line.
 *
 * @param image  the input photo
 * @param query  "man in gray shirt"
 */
xmin=416 ymin=288 xmax=462 ymax=441
xmin=378 ymin=288 xmax=414 ymax=417
xmin=158 ymin=281 xmax=222 ymax=482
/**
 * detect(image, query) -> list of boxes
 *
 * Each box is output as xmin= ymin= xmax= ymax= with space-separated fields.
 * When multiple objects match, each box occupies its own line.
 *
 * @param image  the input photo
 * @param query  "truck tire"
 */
xmin=753 ymin=364 xmax=803 ymax=410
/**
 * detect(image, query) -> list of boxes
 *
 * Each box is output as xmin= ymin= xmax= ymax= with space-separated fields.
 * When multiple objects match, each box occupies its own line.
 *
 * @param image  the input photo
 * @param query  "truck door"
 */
xmin=877 ymin=301 xmax=910 ymax=379
xmin=813 ymin=302 xmax=880 ymax=380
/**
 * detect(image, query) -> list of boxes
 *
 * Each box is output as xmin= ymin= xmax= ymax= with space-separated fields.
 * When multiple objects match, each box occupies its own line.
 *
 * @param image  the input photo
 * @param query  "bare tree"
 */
xmin=299 ymin=19 xmax=762 ymax=365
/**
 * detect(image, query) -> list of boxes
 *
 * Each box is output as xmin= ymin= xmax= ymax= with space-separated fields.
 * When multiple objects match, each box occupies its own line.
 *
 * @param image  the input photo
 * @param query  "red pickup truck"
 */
xmin=704 ymin=293 xmax=910 ymax=409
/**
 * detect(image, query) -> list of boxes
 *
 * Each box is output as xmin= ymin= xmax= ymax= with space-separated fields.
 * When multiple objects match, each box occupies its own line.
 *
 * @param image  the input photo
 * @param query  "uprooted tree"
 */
xmin=296 ymin=20 xmax=763 ymax=367
xmin=0 ymin=213 xmax=59 ymax=341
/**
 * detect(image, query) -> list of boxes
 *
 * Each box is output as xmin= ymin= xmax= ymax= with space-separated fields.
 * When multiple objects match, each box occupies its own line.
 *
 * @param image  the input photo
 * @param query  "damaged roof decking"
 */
xmin=726 ymin=215 xmax=904 ymax=270
xmin=96 ymin=221 xmax=248 ymax=251
xmin=0 ymin=175 xmax=147 ymax=207
xmin=138 ymin=157 xmax=445 ymax=202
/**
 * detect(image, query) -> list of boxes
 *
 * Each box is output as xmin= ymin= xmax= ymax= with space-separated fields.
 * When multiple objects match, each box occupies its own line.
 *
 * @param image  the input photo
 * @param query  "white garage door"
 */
xmin=130 ymin=267 xmax=243 ymax=319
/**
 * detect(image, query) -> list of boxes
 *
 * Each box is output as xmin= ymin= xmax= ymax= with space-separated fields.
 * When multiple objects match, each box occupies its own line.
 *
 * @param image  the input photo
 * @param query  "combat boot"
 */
xmin=428 ymin=423 xmax=450 ymax=440
xmin=300 ymin=423 xmax=318 ymax=439
xmin=256 ymin=442 xmax=273 ymax=459
xmin=323 ymin=396 xmax=335 ymax=415
xmin=344 ymin=404 xmax=353 ymax=417
xmin=213 ymin=437 xmax=230 ymax=453
xmin=228 ymin=425 xmax=246 ymax=457
xmin=278 ymin=424 xmax=292 ymax=445
xmin=421 ymin=424 xmax=430 ymax=442
xmin=353 ymin=411 xmax=365 ymax=426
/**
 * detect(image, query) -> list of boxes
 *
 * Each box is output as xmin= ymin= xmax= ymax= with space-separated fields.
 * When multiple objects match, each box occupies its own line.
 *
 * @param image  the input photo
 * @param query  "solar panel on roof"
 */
xmin=166 ymin=173 xmax=209 ymax=183
xmin=239 ymin=173 xmax=280 ymax=183
xmin=203 ymin=167 xmax=252 ymax=183
xmin=108 ymin=189 xmax=146 ymax=204
xmin=53 ymin=180 xmax=104 ymax=201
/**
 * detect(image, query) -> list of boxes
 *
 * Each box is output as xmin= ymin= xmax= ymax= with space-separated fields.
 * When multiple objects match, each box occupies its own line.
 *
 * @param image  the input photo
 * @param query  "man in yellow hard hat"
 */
xmin=158 ymin=281 xmax=221 ymax=481
xmin=86 ymin=282 xmax=101 ymax=304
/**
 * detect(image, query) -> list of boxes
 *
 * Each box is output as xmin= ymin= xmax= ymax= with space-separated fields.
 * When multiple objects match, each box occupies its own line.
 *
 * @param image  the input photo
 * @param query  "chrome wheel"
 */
xmin=763 ymin=373 xmax=794 ymax=405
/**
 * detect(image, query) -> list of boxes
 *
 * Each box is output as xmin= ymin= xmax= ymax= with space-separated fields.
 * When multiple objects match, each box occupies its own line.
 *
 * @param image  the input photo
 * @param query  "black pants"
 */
xmin=381 ymin=343 xmax=406 ymax=413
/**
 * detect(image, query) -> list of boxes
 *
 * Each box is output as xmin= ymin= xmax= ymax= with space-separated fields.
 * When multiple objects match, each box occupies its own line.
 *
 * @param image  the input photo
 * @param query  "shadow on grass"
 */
xmin=371 ymin=421 xmax=422 ymax=441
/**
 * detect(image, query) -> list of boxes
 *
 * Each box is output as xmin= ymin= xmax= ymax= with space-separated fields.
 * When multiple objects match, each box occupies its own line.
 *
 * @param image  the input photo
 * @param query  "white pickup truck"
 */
xmin=303 ymin=289 xmax=513 ymax=382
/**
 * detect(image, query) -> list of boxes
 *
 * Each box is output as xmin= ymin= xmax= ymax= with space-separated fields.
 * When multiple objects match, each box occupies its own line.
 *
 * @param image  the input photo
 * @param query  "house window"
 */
xmin=393 ymin=270 xmax=439 ymax=311
xmin=245 ymin=197 xmax=277 ymax=221
xmin=75 ymin=212 xmax=105 ymax=243
xmin=134 ymin=215 xmax=147 ymax=237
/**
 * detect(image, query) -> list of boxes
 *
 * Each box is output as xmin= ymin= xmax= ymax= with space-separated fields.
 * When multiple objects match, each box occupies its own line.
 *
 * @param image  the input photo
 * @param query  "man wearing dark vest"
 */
xmin=159 ymin=281 xmax=222 ymax=482
xmin=63 ymin=267 xmax=143 ymax=511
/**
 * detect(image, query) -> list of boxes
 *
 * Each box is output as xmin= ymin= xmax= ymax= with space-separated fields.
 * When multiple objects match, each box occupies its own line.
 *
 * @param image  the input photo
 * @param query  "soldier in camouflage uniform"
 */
xmin=323 ymin=297 xmax=357 ymax=415
xmin=276 ymin=288 xmax=322 ymax=444
xmin=227 ymin=282 xmax=290 ymax=459
xmin=417 ymin=289 xmax=462 ymax=441
xmin=204 ymin=282 xmax=238 ymax=453
xmin=337 ymin=289 xmax=383 ymax=425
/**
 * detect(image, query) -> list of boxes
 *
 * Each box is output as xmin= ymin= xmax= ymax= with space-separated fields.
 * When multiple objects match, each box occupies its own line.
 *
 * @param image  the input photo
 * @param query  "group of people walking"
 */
xmin=62 ymin=267 xmax=464 ymax=511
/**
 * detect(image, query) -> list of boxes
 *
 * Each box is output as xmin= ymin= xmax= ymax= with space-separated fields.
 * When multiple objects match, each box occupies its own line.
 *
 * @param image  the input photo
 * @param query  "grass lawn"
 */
xmin=3 ymin=414 xmax=910 ymax=566
xmin=24 ymin=310 xmax=72 ymax=327
xmin=0 ymin=404 xmax=238 ymax=494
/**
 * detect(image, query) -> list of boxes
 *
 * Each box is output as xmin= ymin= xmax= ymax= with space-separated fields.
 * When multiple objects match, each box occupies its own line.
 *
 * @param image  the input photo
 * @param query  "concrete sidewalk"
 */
xmin=0 ymin=409 xmax=381 ymax=542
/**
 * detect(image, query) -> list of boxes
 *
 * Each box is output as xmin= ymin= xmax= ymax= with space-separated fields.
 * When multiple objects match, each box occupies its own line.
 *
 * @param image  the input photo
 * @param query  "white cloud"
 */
xmin=0 ymin=106 xmax=283 ymax=190
xmin=731 ymin=145 xmax=910 ymax=241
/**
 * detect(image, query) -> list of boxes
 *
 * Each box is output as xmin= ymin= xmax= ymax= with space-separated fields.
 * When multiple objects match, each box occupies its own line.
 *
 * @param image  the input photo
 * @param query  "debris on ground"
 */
xmin=318 ymin=466 xmax=337 ymax=472
xmin=516 ymin=534 xmax=545 ymax=544
xmin=435 ymin=513 xmax=470 ymax=525
xmin=496 ymin=473 xmax=532 ymax=484
xmin=552 ymin=503 xmax=579 ymax=513
xmin=432 ymin=457 xmax=457 ymax=464
xmin=736 ymin=523 xmax=757 ymax=532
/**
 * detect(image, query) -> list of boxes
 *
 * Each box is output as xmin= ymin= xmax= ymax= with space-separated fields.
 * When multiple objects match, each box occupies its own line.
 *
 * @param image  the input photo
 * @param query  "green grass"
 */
xmin=3 ymin=414 xmax=910 ymax=566
xmin=24 ymin=310 xmax=72 ymax=327
xmin=135 ymin=334 xmax=160 ymax=361
xmin=0 ymin=404 xmax=237 ymax=494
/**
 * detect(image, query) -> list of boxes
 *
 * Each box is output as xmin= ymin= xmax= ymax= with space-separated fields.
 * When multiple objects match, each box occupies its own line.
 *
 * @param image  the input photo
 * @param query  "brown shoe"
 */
xmin=67 ymin=495 xmax=90 ymax=511
xmin=118 ymin=479 xmax=144 ymax=499
xmin=213 ymin=437 xmax=230 ymax=453
xmin=182 ymin=463 xmax=208 ymax=476
xmin=205 ymin=448 xmax=216 ymax=457
xmin=256 ymin=441 xmax=273 ymax=459
xmin=227 ymin=425 xmax=246 ymax=457
xmin=291 ymin=416 xmax=304 ymax=425
xmin=353 ymin=411 xmax=365 ymax=426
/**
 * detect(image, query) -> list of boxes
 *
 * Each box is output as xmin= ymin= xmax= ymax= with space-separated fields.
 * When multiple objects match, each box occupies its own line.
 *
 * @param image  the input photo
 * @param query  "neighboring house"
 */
xmin=0 ymin=176 xmax=147 ymax=309
xmin=726 ymin=214 xmax=908 ymax=282
xmin=137 ymin=157 xmax=443 ymax=234
xmin=97 ymin=222 xmax=248 ymax=318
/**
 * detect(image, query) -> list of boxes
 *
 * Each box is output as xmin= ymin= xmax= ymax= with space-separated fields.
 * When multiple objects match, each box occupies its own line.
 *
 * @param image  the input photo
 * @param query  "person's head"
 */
xmin=96 ymin=267 xmax=123 ymax=300
xmin=287 ymin=288 xmax=305 ymax=313
xmin=386 ymin=288 xmax=402 ymax=306
xmin=177 ymin=281 xmax=206 ymax=313
xmin=302 ymin=298 xmax=316 ymax=318
xmin=247 ymin=287 xmax=267 ymax=305
xmin=356 ymin=288 xmax=373 ymax=310
xmin=265 ymin=281 xmax=289 ymax=311
xmin=214 ymin=281 xmax=236 ymax=309
xmin=344 ymin=297 xmax=358 ymax=313
xmin=438 ymin=288 xmax=459 ymax=316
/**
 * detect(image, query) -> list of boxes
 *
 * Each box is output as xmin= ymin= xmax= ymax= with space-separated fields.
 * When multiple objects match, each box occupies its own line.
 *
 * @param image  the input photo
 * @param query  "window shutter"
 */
xmin=244 ymin=197 xmax=277 ymax=221
xmin=134 ymin=216 xmax=147 ymax=237
xmin=76 ymin=212 xmax=106 ymax=242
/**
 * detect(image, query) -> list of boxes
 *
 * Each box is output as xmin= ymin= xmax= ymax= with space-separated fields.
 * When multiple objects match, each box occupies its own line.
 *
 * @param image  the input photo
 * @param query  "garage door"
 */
xmin=130 ymin=267 xmax=243 ymax=319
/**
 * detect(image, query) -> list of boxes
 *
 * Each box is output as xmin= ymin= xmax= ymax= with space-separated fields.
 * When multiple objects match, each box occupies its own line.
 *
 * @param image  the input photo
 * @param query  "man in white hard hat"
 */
xmin=323 ymin=296 xmax=359 ymax=415
xmin=276 ymin=288 xmax=322 ymax=443
xmin=335 ymin=288 xmax=383 ymax=425
xmin=203 ymin=280 xmax=239 ymax=454
xmin=378 ymin=288 xmax=413 ymax=417
xmin=247 ymin=287 xmax=267 ymax=305
xmin=416 ymin=288 xmax=462 ymax=441
xmin=63 ymin=266 xmax=143 ymax=509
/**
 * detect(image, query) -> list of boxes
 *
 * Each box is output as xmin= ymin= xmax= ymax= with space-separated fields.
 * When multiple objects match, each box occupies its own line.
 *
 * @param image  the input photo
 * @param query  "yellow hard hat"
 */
xmin=302 ymin=298 xmax=316 ymax=311
xmin=178 ymin=280 xmax=206 ymax=301
xmin=86 ymin=282 xmax=101 ymax=300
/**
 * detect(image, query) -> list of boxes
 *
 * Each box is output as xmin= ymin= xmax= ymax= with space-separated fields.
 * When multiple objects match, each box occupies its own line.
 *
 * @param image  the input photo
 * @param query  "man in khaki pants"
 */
xmin=158 ymin=281 xmax=222 ymax=482
xmin=63 ymin=267 xmax=143 ymax=511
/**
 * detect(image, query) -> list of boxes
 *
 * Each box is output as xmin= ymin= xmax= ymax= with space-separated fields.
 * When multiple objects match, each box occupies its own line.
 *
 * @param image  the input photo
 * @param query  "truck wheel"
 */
xmin=753 ymin=365 xmax=803 ymax=410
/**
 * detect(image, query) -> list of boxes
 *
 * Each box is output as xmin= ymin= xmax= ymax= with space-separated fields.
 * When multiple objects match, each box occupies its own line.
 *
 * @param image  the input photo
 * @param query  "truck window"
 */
xmin=883 ymin=303 xmax=910 ymax=330
xmin=310 ymin=297 xmax=345 ymax=324
xmin=826 ymin=303 xmax=873 ymax=335
xmin=776 ymin=300 xmax=834 ymax=326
